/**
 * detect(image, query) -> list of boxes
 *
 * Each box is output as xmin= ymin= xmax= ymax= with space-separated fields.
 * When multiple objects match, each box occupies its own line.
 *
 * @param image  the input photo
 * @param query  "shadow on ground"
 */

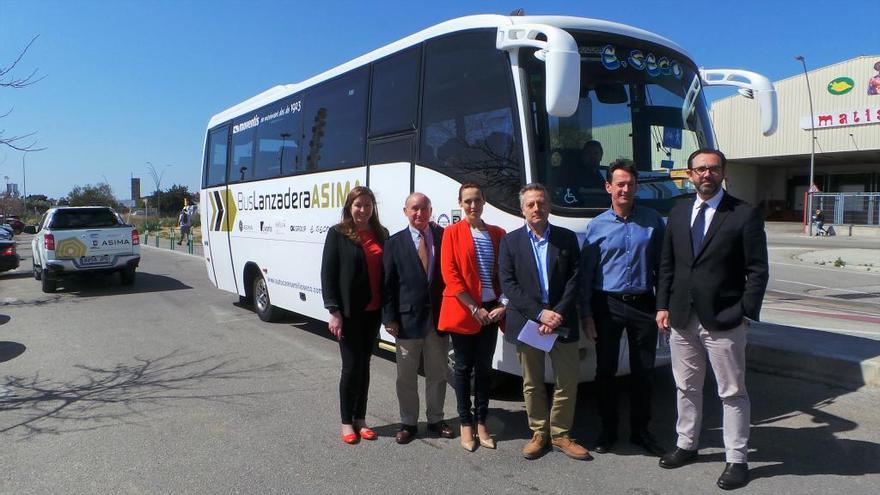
xmin=0 ymin=341 xmax=26 ymax=363
xmin=51 ymin=271 xmax=193 ymax=297
xmin=0 ymin=349 xmax=283 ymax=440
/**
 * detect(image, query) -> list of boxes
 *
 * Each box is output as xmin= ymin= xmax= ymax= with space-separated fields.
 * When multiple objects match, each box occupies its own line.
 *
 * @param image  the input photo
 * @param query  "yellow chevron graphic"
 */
xmin=221 ymin=189 xmax=237 ymax=232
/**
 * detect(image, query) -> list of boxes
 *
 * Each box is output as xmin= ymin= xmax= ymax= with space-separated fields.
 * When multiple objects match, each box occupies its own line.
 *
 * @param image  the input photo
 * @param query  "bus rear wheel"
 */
xmin=253 ymin=275 xmax=281 ymax=322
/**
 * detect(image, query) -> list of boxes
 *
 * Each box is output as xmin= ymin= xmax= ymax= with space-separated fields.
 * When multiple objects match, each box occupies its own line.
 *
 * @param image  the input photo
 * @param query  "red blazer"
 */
xmin=438 ymin=219 xmax=506 ymax=334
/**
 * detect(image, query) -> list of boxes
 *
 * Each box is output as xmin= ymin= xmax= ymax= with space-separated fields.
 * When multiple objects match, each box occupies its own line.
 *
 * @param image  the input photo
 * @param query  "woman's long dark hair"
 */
xmin=337 ymin=186 xmax=388 ymax=244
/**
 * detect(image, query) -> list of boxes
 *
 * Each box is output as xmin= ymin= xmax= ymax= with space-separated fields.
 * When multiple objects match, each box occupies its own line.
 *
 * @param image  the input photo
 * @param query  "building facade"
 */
xmin=711 ymin=55 xmax=880 ymax=221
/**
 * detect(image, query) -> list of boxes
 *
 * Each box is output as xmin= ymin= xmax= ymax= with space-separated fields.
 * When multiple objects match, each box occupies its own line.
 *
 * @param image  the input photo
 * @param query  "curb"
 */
xmin=747 ymin=322 xmax=880 ymax=390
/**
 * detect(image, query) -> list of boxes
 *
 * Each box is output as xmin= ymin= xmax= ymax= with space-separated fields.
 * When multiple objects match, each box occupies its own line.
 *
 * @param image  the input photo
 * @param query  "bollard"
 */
xmin=188 ymin=234 xmax=194 ymax=254
xmin=155 ymin=232 xmax=159 ymax=247
xmin=144 ymin=231 xmax=149 ymax=245
xmin=171 ymin=233 xmax=175 ymax=250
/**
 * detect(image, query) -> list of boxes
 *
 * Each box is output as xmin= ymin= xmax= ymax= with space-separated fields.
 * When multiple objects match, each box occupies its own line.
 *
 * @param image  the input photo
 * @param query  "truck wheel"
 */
xmin=120 ymin=266 xmax=136 ymax=286
xmin=253 ymin=275 xmax=281 ymax=322
xmin=33 ymin=258 xmax=41 ymax=280
xmin=41 ymin=275 xmax=56 ymax=293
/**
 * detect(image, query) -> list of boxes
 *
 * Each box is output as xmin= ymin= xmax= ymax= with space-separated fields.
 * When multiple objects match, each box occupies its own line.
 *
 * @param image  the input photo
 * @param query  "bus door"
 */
xmin=203 ymin=184 xmax=239 ymax=294
xmin=367 ymin=134 xmax=415 ymax=235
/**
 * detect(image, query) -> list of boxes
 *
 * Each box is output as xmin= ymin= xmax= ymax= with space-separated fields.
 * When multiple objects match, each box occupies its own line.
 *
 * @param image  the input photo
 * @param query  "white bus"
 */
xmin=200 ymin=14 xmax=776 ymax=381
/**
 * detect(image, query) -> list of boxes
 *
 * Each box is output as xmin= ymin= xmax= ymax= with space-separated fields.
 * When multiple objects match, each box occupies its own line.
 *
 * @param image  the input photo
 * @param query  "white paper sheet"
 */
xmin=516 ymin=319 xmax=558 ymax=352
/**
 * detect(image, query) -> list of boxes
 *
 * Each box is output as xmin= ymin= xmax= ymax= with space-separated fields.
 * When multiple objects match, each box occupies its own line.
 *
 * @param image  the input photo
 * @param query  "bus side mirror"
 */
xmin=699 ymin=69 xmax=778 ymax=136
xmin=497 ymin=24 xmax=581 ymax=117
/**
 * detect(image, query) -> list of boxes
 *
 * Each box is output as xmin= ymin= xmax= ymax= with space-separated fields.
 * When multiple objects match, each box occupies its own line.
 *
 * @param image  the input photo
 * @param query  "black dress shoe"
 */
xmin=395 ymin=425 xmax=417 ymax=445
xmin=427 ymin=421 xmax=454 ymax=439
xmin=594 ymin=431 xmax=617 ymax=454
xmin=658 ymin=447 xmax=698 ymax=469
xmin=717 ymin=463 xmax=749 ymax=490
xmin=630 ymin=431 xmax=667 ymax=457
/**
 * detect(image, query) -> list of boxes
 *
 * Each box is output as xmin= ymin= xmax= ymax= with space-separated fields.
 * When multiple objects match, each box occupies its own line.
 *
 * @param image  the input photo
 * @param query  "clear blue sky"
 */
xmin=1 ymin=0 xmax=875 ymax=200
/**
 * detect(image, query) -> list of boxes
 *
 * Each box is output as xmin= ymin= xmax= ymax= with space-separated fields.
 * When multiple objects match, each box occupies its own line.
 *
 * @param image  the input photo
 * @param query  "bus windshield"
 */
xmin=523 ymin=31 xmax=713 ymax=214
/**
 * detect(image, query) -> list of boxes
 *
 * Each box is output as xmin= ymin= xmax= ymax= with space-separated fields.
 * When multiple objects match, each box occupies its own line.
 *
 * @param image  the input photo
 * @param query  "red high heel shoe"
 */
xmin=342 ymin=432 xmax=360 ymax=444
xmin=358 ymin=427 xmax=377 ymax=440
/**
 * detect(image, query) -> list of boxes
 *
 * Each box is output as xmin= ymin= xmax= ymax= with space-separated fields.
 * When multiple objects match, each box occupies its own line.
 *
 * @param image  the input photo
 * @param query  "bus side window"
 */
xmin=253 ymin=95 xmax=304 ymax=179
xmin=420 ymin=30 xmax=523 ymax=213
xmin=369 ymin=46 xmax=420 ymax=137
xmin=229 ymin=120 xmax=256 ymax=183
xmin=304 ymin=67 xmax=369 ymax=170
xmin=204 ymin=126 xmax=229 ymax=187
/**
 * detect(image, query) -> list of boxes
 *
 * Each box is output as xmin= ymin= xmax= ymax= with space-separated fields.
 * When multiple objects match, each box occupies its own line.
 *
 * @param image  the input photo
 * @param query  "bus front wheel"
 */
xmin=253 ymin=275 xmax=281 ymax=322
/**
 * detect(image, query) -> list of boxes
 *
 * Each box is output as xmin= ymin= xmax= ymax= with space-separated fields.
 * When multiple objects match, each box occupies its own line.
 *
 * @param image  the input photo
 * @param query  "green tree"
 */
xmin=147 ymin=183 xmax=191 ymax=216
xmin=65 ymin=183 xmax=120 ymax=209
xmin=25 ymin=194 xmax=53 ymax=214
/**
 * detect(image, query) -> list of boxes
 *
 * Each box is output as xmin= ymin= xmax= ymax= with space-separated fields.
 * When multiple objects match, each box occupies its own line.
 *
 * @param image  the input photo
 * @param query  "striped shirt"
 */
xmin=471 ymin=228 xmax=496 ymax=302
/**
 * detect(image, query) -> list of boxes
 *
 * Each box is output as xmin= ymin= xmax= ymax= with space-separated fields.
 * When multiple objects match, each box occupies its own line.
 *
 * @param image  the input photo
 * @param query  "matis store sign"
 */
xmin=800 ymin=104 xmax=880 ymax=130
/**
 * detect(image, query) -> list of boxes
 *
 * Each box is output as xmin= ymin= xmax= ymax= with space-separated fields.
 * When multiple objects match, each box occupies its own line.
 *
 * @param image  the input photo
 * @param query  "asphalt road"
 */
xmin=763 ymin=237 xmax=880 ymax=339
xmin=0 ymin=239 xmax=879 ymax=494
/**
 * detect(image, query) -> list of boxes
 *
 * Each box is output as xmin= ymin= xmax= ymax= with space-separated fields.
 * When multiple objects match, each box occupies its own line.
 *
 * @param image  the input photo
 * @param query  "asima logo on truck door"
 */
xmin=209 ymin=189 xmax=238 ymax=232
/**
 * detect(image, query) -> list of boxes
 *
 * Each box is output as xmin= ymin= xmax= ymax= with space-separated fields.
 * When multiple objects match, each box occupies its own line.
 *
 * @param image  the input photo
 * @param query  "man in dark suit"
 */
xmin=499 ymin=183 xmax=589 ymax=461
xmin=383 ymin=192 xmax=453 ymax=444
xmin=655 ymin=149 xmax=769 ymax=490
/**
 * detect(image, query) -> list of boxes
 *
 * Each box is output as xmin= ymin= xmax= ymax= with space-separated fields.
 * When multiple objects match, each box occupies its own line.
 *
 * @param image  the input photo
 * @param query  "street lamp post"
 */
xmin=21 ymin=150 xmax=31 ymax=215
xmin=795 ymin=55 xmax=816 ymax=235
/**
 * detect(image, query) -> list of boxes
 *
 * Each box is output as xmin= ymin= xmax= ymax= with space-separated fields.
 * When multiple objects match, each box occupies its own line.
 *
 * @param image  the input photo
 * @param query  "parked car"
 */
xmin=0 ymin=224 xmax=13 ymax=240
xmin=0 ymin=240 xmax=19 ymax=273
xmin=0 ymin=216 xmax=24 ymax=234
xmin=31 ymin=206 xmax=140 ymax=293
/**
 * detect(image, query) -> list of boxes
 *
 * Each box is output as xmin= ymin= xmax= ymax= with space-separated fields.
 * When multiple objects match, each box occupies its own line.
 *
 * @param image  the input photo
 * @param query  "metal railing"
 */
xmin=143 ymin=231 xmax=195 ymax=254
xmin=812 ymin=192 xmax=880 ymax=226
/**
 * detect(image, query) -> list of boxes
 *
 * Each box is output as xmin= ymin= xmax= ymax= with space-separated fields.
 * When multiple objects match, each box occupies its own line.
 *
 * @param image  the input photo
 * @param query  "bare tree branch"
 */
xmin=0 ymin=35 xmax=45 ymax=88
xmin=0 ymin=36 xmax=46 ymax=152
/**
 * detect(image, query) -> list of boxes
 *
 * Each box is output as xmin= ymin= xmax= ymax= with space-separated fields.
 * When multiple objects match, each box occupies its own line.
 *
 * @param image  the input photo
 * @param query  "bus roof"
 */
xmin=207 ymin=14 xmax=691 ymax=129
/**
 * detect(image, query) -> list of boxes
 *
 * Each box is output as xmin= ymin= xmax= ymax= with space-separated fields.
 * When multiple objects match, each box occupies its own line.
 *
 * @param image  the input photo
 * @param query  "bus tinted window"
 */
xmin=305 ymin=67 xmax=369 ymax=170
xmin=254 ymin=97 xmax=304 ymax=179
xmin=204 ymin=127 xmax=228 ymax=187
xmin=420 ymin=31 xmax=522 ymax=212
xmin=230 ymin=118 xmax=256 ymax=182
xmin=369 ymin=47 xmax=420 ymax=137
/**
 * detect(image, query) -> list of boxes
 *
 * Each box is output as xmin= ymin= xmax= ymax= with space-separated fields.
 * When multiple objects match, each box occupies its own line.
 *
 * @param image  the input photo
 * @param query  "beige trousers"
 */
xmin=671 ymin=313 xmax=750 ymax=463
xmin=517 ymin=341 xmax=579 ymax=438
xmin=395 ymin=330 xmax=449 ymax=425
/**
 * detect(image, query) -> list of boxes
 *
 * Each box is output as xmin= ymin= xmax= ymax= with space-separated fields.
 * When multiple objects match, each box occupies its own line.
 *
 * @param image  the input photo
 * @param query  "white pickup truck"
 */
xmin=30 ymin=206 xmax=141 ymax=293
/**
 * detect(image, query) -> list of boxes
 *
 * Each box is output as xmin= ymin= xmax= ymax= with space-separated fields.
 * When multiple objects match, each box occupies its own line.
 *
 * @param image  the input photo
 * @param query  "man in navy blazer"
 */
xmin=499 ymin=183 xmax=589 ymax=461
xmin=656 ymin=149 xmax=768 ymax=490
xmin=383 ymin=192 xmax=452 ymax=444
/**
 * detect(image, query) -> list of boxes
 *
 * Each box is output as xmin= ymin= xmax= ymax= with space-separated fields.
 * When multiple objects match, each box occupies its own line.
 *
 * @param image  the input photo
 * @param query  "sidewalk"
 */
xmin=766 ymin=221 xmax=880 ymax=239
xmin=748 ymin=321 xmax=880 ymax=390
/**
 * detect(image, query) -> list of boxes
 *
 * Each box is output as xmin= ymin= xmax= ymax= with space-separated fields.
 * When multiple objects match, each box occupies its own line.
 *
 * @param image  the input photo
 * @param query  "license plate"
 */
xmin=79 ymin=254 xmax=110 ymax=266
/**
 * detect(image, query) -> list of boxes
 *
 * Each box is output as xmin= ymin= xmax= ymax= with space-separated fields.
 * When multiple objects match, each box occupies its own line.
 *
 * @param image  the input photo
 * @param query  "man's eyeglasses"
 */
xmin=689 ymin=165 xmax=723 ymax=175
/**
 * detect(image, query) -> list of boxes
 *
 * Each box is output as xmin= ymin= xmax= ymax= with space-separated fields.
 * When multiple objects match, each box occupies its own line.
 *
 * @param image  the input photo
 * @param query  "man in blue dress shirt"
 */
xmin=580 ymin=159 xmax=666 ymax=456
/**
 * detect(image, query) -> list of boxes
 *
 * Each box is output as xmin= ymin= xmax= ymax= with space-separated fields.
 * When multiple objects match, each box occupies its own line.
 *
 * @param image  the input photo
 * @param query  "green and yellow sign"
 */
xmin=827 ymin=77 xmax=854 ymax=95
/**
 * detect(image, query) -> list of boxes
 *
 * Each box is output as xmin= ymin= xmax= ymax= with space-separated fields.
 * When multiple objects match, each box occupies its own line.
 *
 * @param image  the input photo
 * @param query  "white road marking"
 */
xmin=766 ymin=288 xmax=880 ymax=306
xmin=770 ymin=260 xmax=880 ymax=277
xmin=774 ymin=279 xmax=871 ymax=295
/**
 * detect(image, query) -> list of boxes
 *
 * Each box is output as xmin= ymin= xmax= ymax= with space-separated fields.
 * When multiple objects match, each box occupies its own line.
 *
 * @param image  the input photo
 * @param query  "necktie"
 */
xmin=418 ymin=230 xmax=429 ymax=276
xmin=691 ymin=203 xmax=708 ymax=256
